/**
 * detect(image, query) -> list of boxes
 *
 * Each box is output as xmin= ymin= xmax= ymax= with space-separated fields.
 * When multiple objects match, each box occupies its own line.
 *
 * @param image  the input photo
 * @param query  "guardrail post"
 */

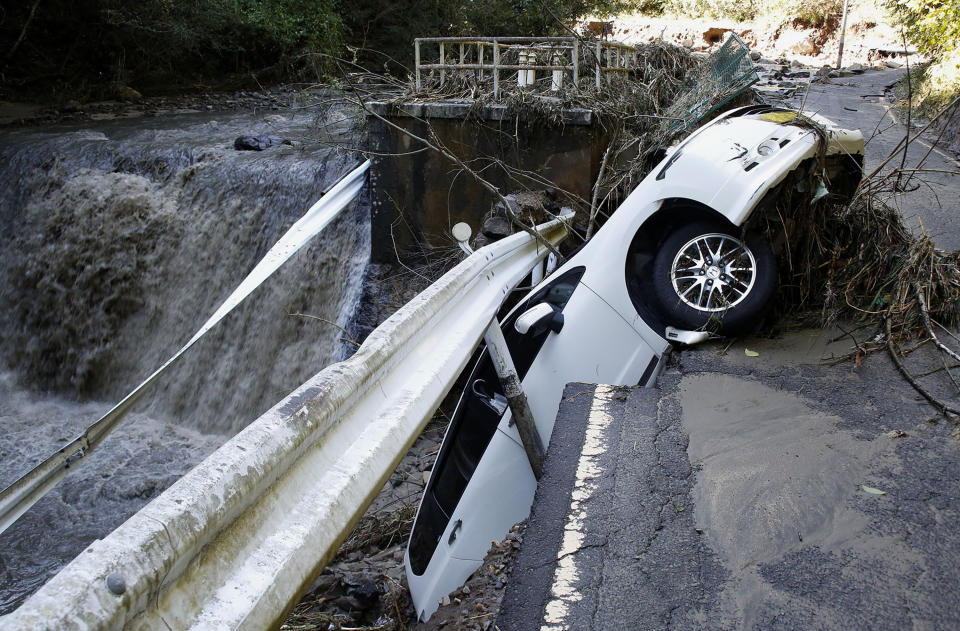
xmin=484 ymin=319 xmax=545 ymax=479
xmin=415 ymin=40 xmax=421 ymax=90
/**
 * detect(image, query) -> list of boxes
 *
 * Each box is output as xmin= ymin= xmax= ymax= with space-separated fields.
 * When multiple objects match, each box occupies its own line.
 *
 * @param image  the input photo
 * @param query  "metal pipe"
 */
xmin=483 ymin=320 xmax=545 ymax=479
xmin=596 ymin=41 xmax=602 ymax=90
xmin=572 ymin=39 xmax=579 ymax=86
xmin=419 ymin=63 xmax=572 ymax=72
xmin=493 ymin=41 xmax=500 ymax=97
xmin=439 ymin=41 xmax=445 ymax=86
xmin=478 ymin=43 xmax=484 ymax=81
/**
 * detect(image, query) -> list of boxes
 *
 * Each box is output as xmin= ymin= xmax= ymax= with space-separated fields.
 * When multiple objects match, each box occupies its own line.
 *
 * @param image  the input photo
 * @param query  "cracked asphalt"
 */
xmin=498 ymin=333 xmax=960 ymax=630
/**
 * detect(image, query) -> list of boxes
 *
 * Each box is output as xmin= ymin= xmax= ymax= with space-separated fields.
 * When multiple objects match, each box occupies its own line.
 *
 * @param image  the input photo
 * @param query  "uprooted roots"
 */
xmin=752 ymin=152 xmax=960 ymax=421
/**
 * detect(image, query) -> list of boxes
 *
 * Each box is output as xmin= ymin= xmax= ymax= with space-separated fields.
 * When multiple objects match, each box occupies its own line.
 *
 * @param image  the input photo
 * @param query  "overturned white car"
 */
xmin=406 ymin=105 xmax=865 ymax=619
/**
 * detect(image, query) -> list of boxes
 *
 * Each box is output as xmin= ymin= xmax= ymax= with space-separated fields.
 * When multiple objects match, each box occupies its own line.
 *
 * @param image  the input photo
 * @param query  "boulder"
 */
xmin=116 ymin=86 xmax=143 ymax=101
xmin=233 ymin=135 xmax=291 ymax=151
xmin=481 ymin=215 xmax=512 ymax=239
xmin=776 ymin=30 xmax=819 ymax=56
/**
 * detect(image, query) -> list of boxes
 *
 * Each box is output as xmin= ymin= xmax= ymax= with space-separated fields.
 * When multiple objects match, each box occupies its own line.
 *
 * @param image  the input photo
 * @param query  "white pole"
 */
xmin=836 ymin=0 xmax=851 ymax=69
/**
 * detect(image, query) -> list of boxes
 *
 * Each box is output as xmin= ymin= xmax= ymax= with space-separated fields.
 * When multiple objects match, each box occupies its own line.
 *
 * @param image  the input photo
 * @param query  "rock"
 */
xmin=750 ymin=50 xmax=762 ymax=61
xmin=482 ymin=215 xmax=512 ymax=239
xmin=349 ymin=579 xmax=379 ymax=609
xmin=332 ymin=595 xmax=363 ymax=611
xmin=233 ymin=134 xmax=291 ymax=151
xmin=787 ymin=71 xmax=811 ymax=78
xmin=116 ymin=86 xmax=143 ymax=101
xmin=682 ymin=37 xmax=695 ymax=49
xmin=61 ymin=100 xmax=82 ymax=113
xmin=885 ymin=60 xmax=903 ymax=69
xmin=473 ymin=234 xmax=491 ymax=249
xmin=776 ymin=31 xmax=818 ymax=56
xmin=495 ymin=195 xmax=521 ymax=217
xmin=846 ymin=63 xmax=865 ymax=74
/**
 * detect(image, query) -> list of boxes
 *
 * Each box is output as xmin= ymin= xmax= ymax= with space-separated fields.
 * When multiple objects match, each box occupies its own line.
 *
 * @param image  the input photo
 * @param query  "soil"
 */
xmin=601 ymin=11 xmax=910 ymax=69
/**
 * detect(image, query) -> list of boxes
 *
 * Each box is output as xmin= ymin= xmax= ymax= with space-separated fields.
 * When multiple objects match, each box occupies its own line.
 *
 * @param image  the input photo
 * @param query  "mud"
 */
xmin=681 ymin=373 xmax=915 ymax=628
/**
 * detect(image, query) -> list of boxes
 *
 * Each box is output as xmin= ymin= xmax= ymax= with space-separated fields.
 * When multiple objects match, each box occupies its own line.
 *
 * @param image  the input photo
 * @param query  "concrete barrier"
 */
xmin=4 ymin=213 xmax=572 ymax=630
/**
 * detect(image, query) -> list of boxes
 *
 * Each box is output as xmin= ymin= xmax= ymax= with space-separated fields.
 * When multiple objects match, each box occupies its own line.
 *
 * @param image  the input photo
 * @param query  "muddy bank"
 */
xmin=603 ymin=11 xmax=909 ymax=68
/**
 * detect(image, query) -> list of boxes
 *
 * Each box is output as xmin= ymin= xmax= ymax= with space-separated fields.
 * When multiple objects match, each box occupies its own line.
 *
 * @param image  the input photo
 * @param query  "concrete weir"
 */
xmin=366 ymin=101 xmax=608 ymax=262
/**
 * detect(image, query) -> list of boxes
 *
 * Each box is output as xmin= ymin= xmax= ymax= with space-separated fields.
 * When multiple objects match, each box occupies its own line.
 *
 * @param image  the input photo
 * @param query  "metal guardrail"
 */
xmin=414 ymin=36 xmax=638 ymax=97
xmin=5 ymin=212 xmax=572 ymax=630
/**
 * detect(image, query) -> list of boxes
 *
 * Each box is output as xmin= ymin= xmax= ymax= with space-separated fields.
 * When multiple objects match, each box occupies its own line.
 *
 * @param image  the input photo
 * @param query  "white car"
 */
xmin=405 ymin=105 xmax=864 ymax=619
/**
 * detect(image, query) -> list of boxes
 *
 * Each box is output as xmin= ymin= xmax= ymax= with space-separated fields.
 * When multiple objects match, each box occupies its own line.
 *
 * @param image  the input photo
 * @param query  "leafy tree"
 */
xmin=885 ymin=0 xmax=960 ymax=56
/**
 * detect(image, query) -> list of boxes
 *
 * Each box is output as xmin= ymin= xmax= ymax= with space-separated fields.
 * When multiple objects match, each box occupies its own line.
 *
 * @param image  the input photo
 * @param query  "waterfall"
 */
xmin=0 ymin=103 xmax=370 ymax=611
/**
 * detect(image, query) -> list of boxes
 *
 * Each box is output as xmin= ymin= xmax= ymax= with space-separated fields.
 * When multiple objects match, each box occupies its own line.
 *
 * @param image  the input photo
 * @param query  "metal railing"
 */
xmin=6 ymin=212 xmax=573 ymax=630
xmin=667 ymin=33 xmax=760 ymax=134
xmin=414 ymin=36 xmax=638 ymax=97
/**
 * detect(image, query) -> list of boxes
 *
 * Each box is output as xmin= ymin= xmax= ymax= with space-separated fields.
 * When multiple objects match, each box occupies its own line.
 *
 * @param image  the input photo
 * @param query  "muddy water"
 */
xmin=0 ymin=101 xmax=370 ymax=611
xmin=680 ymin=374 xmax=920 ymax=629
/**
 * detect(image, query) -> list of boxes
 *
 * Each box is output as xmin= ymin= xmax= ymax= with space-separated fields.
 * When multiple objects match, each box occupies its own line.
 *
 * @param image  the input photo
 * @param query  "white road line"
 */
xmin=540 ymin=385 xmax=616 ymax=631
xmin=881 ymin=101 xmax=960 ymax=169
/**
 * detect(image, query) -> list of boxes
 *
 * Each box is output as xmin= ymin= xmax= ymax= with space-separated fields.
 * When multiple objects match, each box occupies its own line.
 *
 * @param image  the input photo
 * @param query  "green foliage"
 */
xmin=885 ymin=0 xmax=960 ymax=56
xmin=1 ymin=0 xmax=648 ymax=96
xmin=1 ymin=0 xmax=343 ymax=98
xmin=338 ymin=0 xmax=647 ymax=74
xmin=886 ymin=0 xmax=960 ymax=110
xmin=666 ymin=0 xmax=759 ymax=21
xmin=661 ymin=0 xmax=842 ymax=25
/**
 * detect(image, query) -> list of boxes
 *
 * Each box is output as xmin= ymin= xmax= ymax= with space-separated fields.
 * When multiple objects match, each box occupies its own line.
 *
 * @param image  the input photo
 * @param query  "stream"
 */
xmin=0 ymin=99 xmax=371 ymax=612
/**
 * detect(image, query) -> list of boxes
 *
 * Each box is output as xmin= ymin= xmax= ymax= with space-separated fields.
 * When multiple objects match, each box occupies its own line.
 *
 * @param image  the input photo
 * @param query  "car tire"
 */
xmin=652 ymin=221 xmax=776 ymax=334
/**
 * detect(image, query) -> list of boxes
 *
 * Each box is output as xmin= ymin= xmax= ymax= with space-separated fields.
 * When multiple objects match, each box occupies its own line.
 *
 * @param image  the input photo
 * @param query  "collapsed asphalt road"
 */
xmin=499 ymin=329 xmax=960 ymax=629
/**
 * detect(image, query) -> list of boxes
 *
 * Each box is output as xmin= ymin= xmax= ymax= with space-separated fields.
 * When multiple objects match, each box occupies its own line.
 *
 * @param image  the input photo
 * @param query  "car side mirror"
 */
xmin=514 ymin=302 xmax=563 ymax=336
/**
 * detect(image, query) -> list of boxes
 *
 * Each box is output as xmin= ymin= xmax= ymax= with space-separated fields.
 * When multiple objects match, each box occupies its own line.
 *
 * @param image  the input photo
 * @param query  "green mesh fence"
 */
xmin=667 ymin=33 xmax=759 ymax=135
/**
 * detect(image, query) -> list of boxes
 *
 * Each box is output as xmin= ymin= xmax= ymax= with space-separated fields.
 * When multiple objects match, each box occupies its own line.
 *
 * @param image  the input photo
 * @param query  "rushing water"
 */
xmin=0 ymin=101 xmax=371 ymax=611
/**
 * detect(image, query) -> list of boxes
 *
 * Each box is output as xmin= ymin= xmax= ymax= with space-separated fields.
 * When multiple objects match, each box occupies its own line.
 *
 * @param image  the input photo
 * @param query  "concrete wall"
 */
xmin=367 ymin=102 xmax=605 ymax=263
